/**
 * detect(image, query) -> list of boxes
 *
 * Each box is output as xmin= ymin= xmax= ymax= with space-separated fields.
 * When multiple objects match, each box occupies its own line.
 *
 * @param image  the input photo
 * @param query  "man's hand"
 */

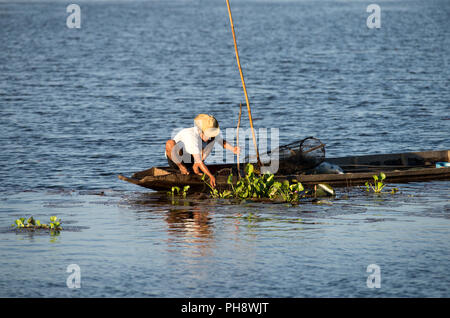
xmin=209 ymin=175 xmax=216 ymax=188
xmin=192 ymin=163 xmax=203 ymax=176
xmin=222 ymin=139 xmax=240 ymax=156
xmin=192 ymin=155 xmax=215 ymax=187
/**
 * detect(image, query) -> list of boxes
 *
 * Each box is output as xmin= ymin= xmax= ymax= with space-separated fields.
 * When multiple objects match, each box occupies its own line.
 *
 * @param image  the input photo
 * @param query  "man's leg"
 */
xmin=165 ymin=140 xmax=190 ymax=175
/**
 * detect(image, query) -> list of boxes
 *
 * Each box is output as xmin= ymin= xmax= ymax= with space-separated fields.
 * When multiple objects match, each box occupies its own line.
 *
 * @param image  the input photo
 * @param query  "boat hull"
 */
xmin=118 ymin=150 xmax=450 ymax=192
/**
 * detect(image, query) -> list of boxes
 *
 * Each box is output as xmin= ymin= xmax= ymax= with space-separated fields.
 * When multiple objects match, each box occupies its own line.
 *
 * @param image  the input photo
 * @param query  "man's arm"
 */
xmin=192 ymin=154 xmax=216 ymax=188
xmin=222 ymin=139 xmax=240 ymax=155
xmin=213 ymin=135 xmax=239 ymax=155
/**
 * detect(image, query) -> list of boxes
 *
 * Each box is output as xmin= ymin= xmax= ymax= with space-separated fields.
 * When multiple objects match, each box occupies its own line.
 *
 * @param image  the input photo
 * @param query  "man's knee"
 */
xmin=166 ymin=140 xmax=184 ymax=164
xmin=166 ymin=140 xmax=176 ymax=154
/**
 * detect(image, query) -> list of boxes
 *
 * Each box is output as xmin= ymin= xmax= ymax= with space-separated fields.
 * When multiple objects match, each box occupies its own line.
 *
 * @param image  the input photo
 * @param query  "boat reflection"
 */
xmin=163 ymin=198 xmax=216 ymax=257
xmin=165 ymin=205 xmax=213 ymax=240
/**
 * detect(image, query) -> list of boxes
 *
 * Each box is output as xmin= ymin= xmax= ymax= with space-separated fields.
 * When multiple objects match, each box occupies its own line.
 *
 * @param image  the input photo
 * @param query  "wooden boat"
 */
xmin=118 ymin=149 xmax=450 ymax=192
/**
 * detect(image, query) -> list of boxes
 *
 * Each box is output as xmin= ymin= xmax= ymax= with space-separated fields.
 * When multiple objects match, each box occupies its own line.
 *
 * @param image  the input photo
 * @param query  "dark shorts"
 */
xmin=167 ymin=155 xmax=195 ymax=172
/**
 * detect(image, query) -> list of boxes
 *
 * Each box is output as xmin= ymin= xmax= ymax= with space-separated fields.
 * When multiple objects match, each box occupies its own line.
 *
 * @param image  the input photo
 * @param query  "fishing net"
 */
xmin=263 ymin=136 xmax=326 ymax=174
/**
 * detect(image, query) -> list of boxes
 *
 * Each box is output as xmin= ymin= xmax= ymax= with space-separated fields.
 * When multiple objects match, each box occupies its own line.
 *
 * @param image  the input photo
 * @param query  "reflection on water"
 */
xmin=166 ymin=206 xmax=213 ymax=241
xmin=165 ymin=204 xmax=215 ymax=257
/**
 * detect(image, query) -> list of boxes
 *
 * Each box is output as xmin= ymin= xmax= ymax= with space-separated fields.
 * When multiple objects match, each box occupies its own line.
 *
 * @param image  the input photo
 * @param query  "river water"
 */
xmin=0 ymin=0 xmax=449 ymax=297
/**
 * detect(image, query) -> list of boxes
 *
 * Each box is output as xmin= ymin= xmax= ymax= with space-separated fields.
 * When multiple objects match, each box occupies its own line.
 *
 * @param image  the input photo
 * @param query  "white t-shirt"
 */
xmin=166 ymin=127 xmax=217 ymax=162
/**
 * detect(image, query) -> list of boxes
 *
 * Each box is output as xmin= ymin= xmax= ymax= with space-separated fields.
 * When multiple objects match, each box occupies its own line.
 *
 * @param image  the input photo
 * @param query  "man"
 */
xmin=165 ymin=114 xmax=240 ymax=188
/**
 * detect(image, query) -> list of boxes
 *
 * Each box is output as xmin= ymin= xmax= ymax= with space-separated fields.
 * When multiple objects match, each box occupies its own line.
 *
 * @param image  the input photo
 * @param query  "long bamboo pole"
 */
xmin=236 ymin=102 xmax=242 ymax=178
xmin=225 ymin=0 xmax=261 ymax=168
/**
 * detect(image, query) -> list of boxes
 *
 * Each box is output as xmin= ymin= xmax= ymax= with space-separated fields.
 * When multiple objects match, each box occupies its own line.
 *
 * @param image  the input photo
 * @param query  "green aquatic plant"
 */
xmin=202 ymin=174 xmax=234 ymax=199
xmin=365 ymin=173 xmax=399 ymax=194
xmin=390 ymin=187 xmax=399 ymax=194
xmin=11 ymin=216 xmax=62 ymax=232
xmin=202 ymin=163 xmax=307 ymax=203
xmin=231 ymin=164 xmax=278 ymax=199
xmin=271 ymin=179 xmax=305 ymax=202
xmin=365 ymin=172 xmax=386 ymax=193
xmin=15 ymin=218 xmax=24 ymax=228
xmin=49 ymin=216 xmax=62 ymax=230
xmin=168 ymin=185 xmax=190 ymax=198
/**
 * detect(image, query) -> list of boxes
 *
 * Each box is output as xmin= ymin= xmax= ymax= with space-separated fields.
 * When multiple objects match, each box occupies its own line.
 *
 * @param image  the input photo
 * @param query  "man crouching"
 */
xmin=165 ymin=114 xmax=240 ymax=188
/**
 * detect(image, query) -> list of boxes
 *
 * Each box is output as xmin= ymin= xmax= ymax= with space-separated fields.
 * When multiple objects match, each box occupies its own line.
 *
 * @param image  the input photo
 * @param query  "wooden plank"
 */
xmin=118 ymin=174 xmax=141 ymax=186
xmin=292 ymin=167 xmax=450 ymax=187
xmin=327 ymin=150 xmax=449 ymax=167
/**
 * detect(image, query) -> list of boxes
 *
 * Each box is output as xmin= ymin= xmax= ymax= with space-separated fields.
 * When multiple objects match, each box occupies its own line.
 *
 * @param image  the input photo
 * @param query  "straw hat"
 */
xmin=194 ymin=114 xmax=220 ymax=138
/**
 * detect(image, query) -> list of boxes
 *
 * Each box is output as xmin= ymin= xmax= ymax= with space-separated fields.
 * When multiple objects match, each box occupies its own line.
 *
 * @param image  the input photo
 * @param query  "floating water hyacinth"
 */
xmin=11 ymin=216 xmax=62 ymax=232
xmin=202 ymin=163 xmax=310 ymax=203
xmin=365 ymin=173 xmax=387 ymax=193
xmin=365 ymin=173 xmax=399 ymax=194
xmin=168 ymin=185 xmax=190 ymax=198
